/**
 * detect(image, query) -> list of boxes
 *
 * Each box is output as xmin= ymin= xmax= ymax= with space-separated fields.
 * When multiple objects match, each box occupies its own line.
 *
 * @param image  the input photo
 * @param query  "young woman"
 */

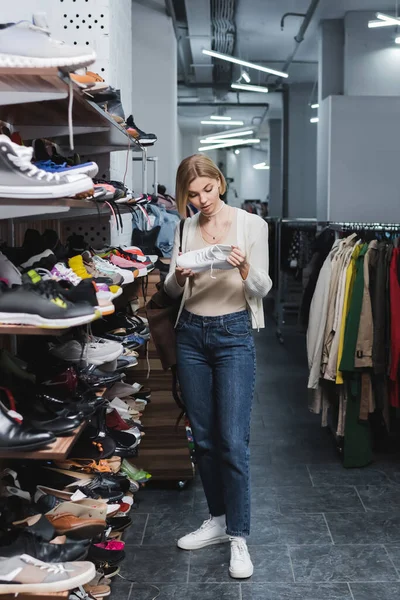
xmin=164 ymin=154 xmax=271 ymax=579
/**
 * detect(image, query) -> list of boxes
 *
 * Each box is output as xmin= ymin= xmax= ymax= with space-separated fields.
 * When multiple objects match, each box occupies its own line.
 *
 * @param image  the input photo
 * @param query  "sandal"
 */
xmin=54 ymin=459 xmax=112 ymax=474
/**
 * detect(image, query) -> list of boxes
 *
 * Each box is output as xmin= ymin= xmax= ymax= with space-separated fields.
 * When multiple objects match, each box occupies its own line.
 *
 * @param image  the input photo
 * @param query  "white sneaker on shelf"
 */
xmin=177 ymin=517 xmax=230 ymax=550
xmin=229 ymin=537 xmax=254 ymax=579
xmin=176 ymin=245 xmax=234 ymax=274
xmin=49 ymin=338 xmax=123 ymax=366
xmin=0 ymin=14 xmax=96 ymax=70
xmin=92 ymin=256 xmax=134 ymax=285
xmin=0 ymin=252 xmax=22 ymax=287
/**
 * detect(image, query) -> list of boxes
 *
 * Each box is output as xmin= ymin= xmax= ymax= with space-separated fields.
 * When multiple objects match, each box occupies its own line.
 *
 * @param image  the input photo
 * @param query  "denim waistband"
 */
xmin=181 ymin=308 xmax=249 ymax=326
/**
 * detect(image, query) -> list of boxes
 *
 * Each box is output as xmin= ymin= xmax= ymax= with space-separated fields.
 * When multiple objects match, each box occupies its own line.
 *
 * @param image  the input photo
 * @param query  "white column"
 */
xmin=131 ymin=3 xmax=178 ymax=194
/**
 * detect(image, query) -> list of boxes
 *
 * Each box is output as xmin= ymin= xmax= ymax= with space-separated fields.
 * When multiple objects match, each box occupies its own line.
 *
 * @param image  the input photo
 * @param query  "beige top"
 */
xmin=184 ymin=209 xmax=247 ymax=317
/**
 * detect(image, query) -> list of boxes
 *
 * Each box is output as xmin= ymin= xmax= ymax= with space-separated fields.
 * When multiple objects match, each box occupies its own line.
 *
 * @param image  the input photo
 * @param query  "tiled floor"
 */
xmin=112 ymin=327 xmax=400 ymax=600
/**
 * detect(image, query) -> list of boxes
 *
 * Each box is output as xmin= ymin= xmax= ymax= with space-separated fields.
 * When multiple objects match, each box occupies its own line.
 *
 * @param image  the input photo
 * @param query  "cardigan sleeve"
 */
xmin=243 ymin=218 xmax=272 ymax=299
xmin=164 ymin=221 xmax=185 ymax=299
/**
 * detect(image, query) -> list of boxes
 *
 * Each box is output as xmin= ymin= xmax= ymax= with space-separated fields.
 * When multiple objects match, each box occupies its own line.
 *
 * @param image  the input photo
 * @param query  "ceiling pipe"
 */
xmin=280 ymin=12 xmax=306 ymax=31
xmin=273 ymin=0 xmax=320 ymax=81
xmin=165 ymin=0 xmax=191 ymax=85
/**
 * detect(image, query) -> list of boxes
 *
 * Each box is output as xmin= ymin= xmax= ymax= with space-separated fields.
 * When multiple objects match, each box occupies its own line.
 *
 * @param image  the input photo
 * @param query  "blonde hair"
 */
xmin=175 ymin=154 xmax=227 ymax=216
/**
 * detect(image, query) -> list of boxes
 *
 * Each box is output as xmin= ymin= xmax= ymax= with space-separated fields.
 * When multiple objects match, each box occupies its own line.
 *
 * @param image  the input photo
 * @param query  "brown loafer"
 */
xmin=46 ymin=513 xmax=106 ymax=539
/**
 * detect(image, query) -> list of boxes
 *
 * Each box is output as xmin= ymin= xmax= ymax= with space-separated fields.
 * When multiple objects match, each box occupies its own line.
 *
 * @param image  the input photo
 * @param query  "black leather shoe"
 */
xmin=29 ymin=414 xmax=81 ymax=436
xmin=0 ymin=531 xmax=90 ymax=562
xmin=0 ymin=394 xmax=55 ymax=451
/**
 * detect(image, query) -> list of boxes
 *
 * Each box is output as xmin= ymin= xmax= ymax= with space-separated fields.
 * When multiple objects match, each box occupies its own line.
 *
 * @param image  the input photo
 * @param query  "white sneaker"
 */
xmin=229 ymin=538 xmax=254 ymax=579
xmin=92 ymin=256 xmax=134 ymax=285
xmin=177 ymin=517 xmax=230 ymax=550
xmin=0 ymin=252 xmax=22 ymax=287
xmin=49 ymin=338 xmax=123 ymax=366
xmin=0 ymin=14 xmax=96 ymax=70
xmin=176 ymin=245 xmax=234 ymax=274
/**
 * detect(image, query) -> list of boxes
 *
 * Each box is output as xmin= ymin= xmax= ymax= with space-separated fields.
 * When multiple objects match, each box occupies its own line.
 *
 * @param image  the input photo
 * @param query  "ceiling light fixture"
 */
xmin=210 ymin=115 xmax=231 ymax=121
xmin=235 ymin=149 xmax=240 ymax=155
xmin=202 ymin=49 xmax=289 ymax=78
xmin=241 ymin=70 xmax=251 ymax=83
xmin=368 ymin=12 xmax=400 ymax=27
xmin=201 ymin=129 xmax=254 ymax=141
xmin=253 ymin=162 xmax=270 ymax=170
xmin=311 ymin=103 xmax=319 ymax=109
xmin=395 ymin=36 xmax=400 ymax=43
xmin=199 ymin=138 xmax=261 ymax=151
xmin=310 ymin=117 xmax=319 ymax=123
xmin=201 ymin=120 xmax=244 ymax=125
xmin=231 ymin=83 xmax=269 ymax=93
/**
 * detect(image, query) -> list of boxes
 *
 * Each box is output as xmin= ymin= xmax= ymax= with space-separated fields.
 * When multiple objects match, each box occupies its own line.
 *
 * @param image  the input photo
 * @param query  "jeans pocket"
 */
xmin=223 ymin=320 xmax=250 ymax=337
xmin=176 ymin=318 xmax=188 ymax=332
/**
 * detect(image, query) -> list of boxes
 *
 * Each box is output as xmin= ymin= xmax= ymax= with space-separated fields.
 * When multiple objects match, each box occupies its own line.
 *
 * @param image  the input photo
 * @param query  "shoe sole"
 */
xmin=63 ymin=165 xmax=99 ymax=178
xmin=0 ymin=51 xmax=96 ymax=70
xmin=0 ymin=178 xmax=94 ymax=199
xmin=177 ymin=536 xmax=230 ymax=550
xmin=229 ymin=565 xmax=254 ymax=579
xmin=0 ymin=311 xmax=99 ymax=328
xmin=138 ymin=138 xmax=157 ymax=145
xmin=0 ymin=563 xmax=95 ymax=593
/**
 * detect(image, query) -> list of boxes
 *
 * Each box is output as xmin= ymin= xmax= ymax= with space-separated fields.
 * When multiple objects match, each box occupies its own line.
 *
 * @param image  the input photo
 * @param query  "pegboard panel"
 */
xmin=61 ymin=214 xmax=111 ymax=249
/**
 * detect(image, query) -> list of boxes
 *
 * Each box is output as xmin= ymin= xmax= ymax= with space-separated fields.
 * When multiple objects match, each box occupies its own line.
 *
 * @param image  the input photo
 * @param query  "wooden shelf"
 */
xmin=0 ymin=70 xmax=143 ymax=154
xmin=0 ymin=324 xmax=69 ymax=336
xmin=0 ymin=422 xmax=86 ymax=461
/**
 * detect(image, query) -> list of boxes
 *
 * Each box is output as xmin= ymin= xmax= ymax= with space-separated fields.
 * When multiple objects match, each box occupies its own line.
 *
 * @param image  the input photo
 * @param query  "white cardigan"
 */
xmin=164 ymin=208 xmax=272 ymax=329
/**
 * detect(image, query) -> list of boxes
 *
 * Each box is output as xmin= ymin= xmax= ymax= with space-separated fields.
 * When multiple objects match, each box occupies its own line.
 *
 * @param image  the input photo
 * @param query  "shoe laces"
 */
xmin=8 ymin=150 xmax=63 ymax=183
xmin=20 ymin=554 xmax=72 ymax=574
xmin=229 ymin=537 xmax=248 ymax=562
xmin=192 ymin=517 xmax=215 ymax=535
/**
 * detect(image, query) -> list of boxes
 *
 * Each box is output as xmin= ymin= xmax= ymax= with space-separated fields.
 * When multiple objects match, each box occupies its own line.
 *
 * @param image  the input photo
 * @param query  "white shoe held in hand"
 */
xmin=229 ymin=537 xmax=254 ymax=579
xmin=176 ymin=245 xmax=234 ymax=276
xmin=177 ymin=516 xmax=230 ymax=550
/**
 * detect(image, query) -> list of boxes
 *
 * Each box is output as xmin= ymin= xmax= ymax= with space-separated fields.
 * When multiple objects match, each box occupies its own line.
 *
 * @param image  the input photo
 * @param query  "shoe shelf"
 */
xmin=0 ymin=67 xmax=69 ymax=107
xmin=0 ymin=197 xmax=133 ymax=221
xmin=0 ymin=69 xmax=142 ymax=154
xmin=0 ymin=422 xmax=86 ymax=461
xmin=0 ymin=324 xmax=71 ymax=336
xmin=1 ymin=593 xmax=68 ymax=599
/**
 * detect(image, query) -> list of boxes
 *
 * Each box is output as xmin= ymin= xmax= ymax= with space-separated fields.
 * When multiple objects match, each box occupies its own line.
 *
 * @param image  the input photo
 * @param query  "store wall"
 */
xmin=269 ymin=119 xmax=282 ymax=217
xmin=131 ymin=3 xmax=178 ymax=194
xmin=345 ymin=11 xmax=400 ymax=96
xmin=288 ymin=83 xmax=317 ymax=218
xmin=237 ymin=147 xmax=269 ymax=205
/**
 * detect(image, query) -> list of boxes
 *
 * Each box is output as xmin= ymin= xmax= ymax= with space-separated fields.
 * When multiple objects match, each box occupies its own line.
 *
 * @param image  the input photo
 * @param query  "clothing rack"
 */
xmin=273 ymin=218 xmax=318 ymax=343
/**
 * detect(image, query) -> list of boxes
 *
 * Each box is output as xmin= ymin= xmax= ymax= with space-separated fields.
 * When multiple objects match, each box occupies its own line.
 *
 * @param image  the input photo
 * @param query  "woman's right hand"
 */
xmin=175 ymin=266 xmax=194 ymax=288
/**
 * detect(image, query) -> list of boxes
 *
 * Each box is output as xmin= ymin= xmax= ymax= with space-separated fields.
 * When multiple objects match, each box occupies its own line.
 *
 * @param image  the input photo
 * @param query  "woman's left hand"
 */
xmin=228 ymin=245 xmax=250 ymax=280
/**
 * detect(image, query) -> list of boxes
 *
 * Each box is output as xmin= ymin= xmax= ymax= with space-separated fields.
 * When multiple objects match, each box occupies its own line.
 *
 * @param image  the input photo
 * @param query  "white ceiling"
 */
xmin=177 ymin=0 xmax=398 ymax=135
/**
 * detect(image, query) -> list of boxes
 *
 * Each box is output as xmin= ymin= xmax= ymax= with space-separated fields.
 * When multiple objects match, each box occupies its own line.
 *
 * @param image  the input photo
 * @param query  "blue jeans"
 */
xmin=176 ymin=309 xmax=256 ymax=537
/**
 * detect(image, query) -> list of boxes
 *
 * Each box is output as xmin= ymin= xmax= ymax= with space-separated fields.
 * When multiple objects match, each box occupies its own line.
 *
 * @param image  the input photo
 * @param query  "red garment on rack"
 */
xmin=389 ymin=248 xmax=400 ymax=407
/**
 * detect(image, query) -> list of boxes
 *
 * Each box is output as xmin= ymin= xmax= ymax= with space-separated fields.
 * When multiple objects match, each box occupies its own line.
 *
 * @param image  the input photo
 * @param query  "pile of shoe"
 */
xmin=0 ymin=228 xmax=155 ymax=328
xmin=0 ymin=340 xmax=152 ymax=595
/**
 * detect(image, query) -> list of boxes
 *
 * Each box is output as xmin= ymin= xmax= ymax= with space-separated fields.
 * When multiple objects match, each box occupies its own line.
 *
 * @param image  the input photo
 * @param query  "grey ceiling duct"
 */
xmin=211 ymin=0 xmax=237 ymax=82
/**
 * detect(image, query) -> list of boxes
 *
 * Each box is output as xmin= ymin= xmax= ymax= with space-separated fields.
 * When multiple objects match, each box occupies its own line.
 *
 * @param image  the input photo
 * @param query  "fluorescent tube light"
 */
xmin=200 ymin=138 xmax=247 ymax=144
xmin=253 ymin=162 xmax=270 ymax=170
xmin=202 ymin=49 xmax=289 ymax=78
xmin=231 ymin=83 xmax=269 ymax=93
xmin=368 ymin=12 xmax=400 ymax=27
xmin=395 ymin=36 xmax=400 ymax=43
xmin=310 ymin=117 xmax=319 ymax=123
xmin=210 ymin=115 xmax=231 ymax=121
xmin=201 ymin=120 xmax=244 ymax=125
xmin=241 ymin=70 xmax=251 ymax=83
xmin=199 ymin=139 xmax=261 ymax=151
xmin=311 ymin=103 xmax=319 ymax=109
xmin=202 ymin=129 xmax=254 ymax=141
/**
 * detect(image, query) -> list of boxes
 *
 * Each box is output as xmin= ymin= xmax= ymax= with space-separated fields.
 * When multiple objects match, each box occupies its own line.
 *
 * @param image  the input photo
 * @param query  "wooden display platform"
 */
xmin=0 ymin=423 xmax=86 ymax=461
xmin=125 ymin=270 xmax=193 ymax=482
xmin=0 ymin=324 xmax=68 ymax=336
